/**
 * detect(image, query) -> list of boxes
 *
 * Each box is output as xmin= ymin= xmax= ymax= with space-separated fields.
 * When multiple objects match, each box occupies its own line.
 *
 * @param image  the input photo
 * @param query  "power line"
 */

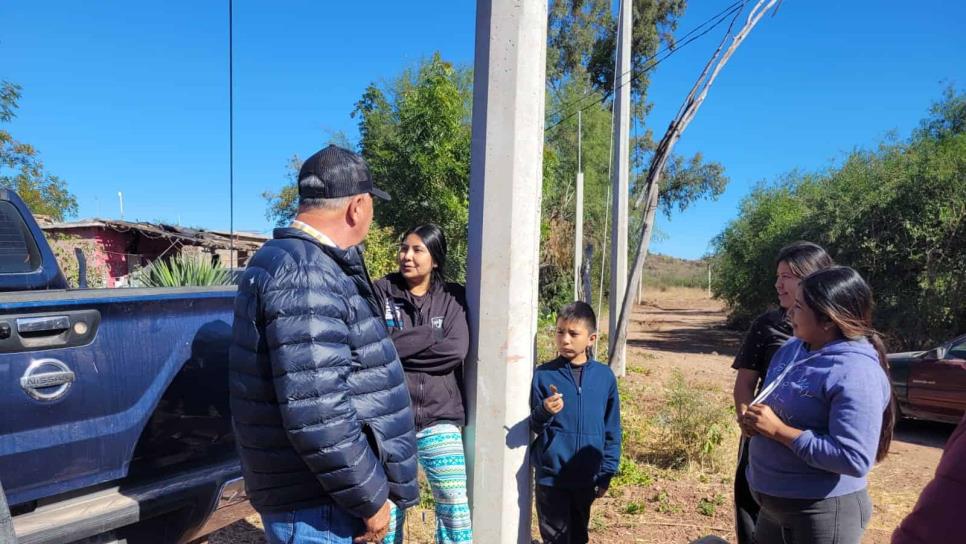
xmin=546 ymin=1 xmax=744 ymax=133
xmin=546 ymin=0 xmax=743 ymax=123
xmin=552 ymin=1 xmax=746 ymax=126
xmin=545 ymin=1 xmax=746 ymax=134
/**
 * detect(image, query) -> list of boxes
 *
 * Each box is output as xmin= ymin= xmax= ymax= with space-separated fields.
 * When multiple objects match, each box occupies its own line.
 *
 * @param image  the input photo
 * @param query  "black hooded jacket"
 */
xmin=373 ymin=273 xmax=469 ymax=432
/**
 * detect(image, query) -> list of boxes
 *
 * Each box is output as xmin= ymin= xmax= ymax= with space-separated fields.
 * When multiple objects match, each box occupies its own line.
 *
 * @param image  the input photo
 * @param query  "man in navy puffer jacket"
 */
xmin=230 ymin=145 xmax=418 ymax=544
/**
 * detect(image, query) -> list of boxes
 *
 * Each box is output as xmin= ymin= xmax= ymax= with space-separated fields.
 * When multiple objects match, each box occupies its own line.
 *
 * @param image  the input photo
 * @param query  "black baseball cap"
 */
xmin=297 ymin=145 xmax=391 ymax=202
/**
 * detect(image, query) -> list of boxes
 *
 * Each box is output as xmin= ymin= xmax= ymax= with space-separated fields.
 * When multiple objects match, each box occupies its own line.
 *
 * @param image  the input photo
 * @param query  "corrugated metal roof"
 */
xmin=40 ymin=218 xmax=268 ymax=251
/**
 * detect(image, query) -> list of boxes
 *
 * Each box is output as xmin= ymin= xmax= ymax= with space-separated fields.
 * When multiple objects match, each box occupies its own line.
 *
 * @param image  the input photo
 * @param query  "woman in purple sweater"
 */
xmin=742 ymin=267 xmax=894 ymax=544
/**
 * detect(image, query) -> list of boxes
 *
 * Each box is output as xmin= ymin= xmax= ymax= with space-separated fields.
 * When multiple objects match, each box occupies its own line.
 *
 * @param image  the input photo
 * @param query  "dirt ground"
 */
xmin=209 ymin=287 xmax=952 ymax=543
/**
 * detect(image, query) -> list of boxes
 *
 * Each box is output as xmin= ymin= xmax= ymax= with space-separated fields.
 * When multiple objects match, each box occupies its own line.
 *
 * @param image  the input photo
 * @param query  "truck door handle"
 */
xmin=17 ymin=316 xmax=70 ymax=336
xmin=0 ymin=310 xmax=99 ymax=354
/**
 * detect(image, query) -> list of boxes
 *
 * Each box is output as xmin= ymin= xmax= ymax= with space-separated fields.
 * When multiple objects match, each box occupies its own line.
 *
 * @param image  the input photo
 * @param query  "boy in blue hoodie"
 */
xmin=530 ymin=301 xmax=622 ymax=544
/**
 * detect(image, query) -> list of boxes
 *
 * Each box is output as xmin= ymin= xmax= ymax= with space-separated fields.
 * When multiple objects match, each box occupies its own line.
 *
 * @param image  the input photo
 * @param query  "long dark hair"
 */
xmin=799 ymin=266 xmax=894 ymax=462
xmin=401 ymin=224 xmax=447 ymax=286
xmin=776 ymin=241 xmax=834 ymax=278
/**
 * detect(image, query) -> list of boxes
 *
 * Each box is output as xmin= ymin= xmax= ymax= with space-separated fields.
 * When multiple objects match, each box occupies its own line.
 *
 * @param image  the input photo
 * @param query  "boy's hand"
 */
xmin=543 ymin=384 xmax=564 ymax=414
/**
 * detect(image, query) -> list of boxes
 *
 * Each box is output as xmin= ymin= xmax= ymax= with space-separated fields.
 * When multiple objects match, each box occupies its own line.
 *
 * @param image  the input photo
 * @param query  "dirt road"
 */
xmin=210 ymin=287 xmax=952 ymax=543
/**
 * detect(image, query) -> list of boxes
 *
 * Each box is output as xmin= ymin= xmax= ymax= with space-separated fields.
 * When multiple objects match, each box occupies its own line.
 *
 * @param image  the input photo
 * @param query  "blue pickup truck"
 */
xmin=0 ymin=189 xmax=251 ymax=543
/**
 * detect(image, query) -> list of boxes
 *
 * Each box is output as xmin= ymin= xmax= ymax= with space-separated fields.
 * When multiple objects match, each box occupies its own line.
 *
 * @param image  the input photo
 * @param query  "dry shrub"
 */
xmin=648 ymin=371 xmax=732 ymax=472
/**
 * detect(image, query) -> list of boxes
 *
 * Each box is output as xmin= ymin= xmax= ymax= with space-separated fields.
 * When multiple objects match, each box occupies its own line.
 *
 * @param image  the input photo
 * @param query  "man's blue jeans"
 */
xmin=261 ymin=503 xmax=364 ymax=544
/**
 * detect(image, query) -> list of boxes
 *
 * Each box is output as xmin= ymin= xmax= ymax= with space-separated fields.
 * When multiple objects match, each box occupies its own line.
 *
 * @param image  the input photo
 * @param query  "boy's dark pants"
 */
xmin=536 ymin=484 xmax=596 ymax=544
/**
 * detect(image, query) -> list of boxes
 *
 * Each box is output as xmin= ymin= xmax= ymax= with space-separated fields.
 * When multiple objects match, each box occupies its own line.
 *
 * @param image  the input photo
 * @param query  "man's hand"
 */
xmin=595 ymin=483 xmax=609 ymax=498
xmin=543 ymin=384 xmax=564 ymax=414
xmin=355 ymin=500 xmax=392 ymax=543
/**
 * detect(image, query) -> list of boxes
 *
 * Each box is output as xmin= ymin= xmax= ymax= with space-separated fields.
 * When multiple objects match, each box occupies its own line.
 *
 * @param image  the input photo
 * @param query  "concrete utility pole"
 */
xmin=574 ymin=111 xmax=584 ymax=300
xmin=708 ymin=262 xmax=712 ymax=298
xmin=463 ymin=1 xmax=547 ymax=542
xmin=609 ymin=0 xmax=632 ymax=377
xmin=117 ymin=191 xmax=124 ymax=219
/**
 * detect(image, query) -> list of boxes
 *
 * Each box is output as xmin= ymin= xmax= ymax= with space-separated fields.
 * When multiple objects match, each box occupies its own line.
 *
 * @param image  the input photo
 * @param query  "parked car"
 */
xmin=888 ymin=334 xmax=966 ymax=425
xmin=0 ymin=189 xmax=251 ymax=543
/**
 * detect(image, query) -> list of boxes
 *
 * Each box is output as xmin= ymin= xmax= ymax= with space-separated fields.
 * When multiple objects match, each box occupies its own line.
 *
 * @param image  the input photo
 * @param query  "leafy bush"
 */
xmin=48 ymin=235 xmax=110 ymax=288
xmin=612 ymin=456 xmax=653 ymax=490
xmin=623 ymin=501 xmax=644 ymax=515
xmin=539 ymin=263 xmax=575 ymax=316
xmin=649 ymin=371 xmax=730 ymax=471
xmin=697 ymin=494 xmax=725 ymax=517
xmin=355 ymin=54 xmax=472 ymax=285
xmin=137 ymin=254 xmax=231 ymax=288
xmin=362 ymin=222 xmax=401 ymax=280
xmin=418 ymin=475 xmax=435 ymax=509
xmin=712 ymin=89 xmax=966 ymax=348
xmin=652 ymin=490 xmax=680 ymax=514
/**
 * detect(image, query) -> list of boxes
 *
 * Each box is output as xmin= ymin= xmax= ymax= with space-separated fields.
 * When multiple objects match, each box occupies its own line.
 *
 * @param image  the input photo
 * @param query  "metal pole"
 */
xmin=609 ymin=0 xmax=632 ymax=377
xmin=117 ymin=191 xmax=124 ymax=219
xmin=464 ymin=1 xmax=547 ymax=541
xmin=229 ymin=0 xmax=236 ymax=269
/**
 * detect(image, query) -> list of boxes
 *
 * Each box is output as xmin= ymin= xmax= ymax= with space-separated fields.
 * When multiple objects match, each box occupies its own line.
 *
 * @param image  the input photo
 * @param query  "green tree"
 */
xmin=0 ymin=81 xmax=77 ymax=220
xmin=262 ymin=131 xmax=356 ymax=225
xmin=261 ymin=57 xmax=470 ymax=281
xmin=713 ymin=89 xmax=966 ymax=349
xmin=264 ymin=3 xmax=731 ymax=307
xmin=353 ymin=53 xmax=473 ymax=282
xmin=542 ymin=0 xmax=727 ymax=314
xmin=262 ymin=155 xmax=302 ymax=226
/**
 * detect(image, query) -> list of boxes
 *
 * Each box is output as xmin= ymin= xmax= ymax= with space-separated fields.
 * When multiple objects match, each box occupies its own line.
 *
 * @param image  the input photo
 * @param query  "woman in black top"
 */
xmin=731 ymin=241 xmax=833 ymax=544
xmin=373 ymin=224 xmax=473 ymax=544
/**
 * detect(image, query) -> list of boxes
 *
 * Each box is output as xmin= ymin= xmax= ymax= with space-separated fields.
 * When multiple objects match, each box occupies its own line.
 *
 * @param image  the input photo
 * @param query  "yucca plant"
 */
xmin=137 ymin=254 xmax=232 ymax=288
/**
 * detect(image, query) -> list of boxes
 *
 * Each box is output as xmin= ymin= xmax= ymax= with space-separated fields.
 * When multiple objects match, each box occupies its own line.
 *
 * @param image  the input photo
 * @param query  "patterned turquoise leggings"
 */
xmin=384 ymin=423 xmax=473 ymax=543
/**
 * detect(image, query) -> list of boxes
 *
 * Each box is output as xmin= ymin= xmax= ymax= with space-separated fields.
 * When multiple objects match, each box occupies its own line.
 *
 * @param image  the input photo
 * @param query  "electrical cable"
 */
xmin=545 ymin=0 xmax=743 ymax=123
xmin=546 ymin=1 xmax=746 ymax=134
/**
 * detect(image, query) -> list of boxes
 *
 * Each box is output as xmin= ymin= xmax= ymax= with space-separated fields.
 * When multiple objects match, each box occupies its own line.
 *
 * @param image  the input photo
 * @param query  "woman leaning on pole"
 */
xmin=373 ymin=224 xmax=473 ymax=544
xmin=731 ymin=241 xmax=833 ymax=543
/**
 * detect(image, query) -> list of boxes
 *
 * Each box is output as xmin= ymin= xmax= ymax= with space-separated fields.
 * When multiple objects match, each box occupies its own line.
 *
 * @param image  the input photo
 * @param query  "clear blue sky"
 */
xmin=2 ymin=1 xmax=964 ymax=259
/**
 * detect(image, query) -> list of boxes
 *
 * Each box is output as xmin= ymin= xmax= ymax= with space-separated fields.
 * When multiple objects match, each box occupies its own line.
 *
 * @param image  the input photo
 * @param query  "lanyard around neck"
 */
xmin=751 ymin=343 xmax=822 ymax=405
